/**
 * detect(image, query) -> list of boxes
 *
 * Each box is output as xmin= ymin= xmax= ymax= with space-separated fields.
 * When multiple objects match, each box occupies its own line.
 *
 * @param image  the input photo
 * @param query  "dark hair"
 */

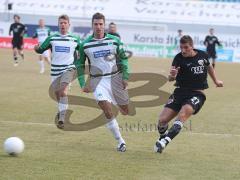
xmin=58 ymin=14 xmax=70 ymax=23
xmin=92 ymin=12 xmax=105 ymax=24
xmin=177 ymin=29 xmax=182 ymax=33
xmin=109 ymin=22 xmax=116 ymax=26
xmin=180 ymin=35 xmax=193 ymax=46
xmin=13 ymin=14 xmax=20 ymax=19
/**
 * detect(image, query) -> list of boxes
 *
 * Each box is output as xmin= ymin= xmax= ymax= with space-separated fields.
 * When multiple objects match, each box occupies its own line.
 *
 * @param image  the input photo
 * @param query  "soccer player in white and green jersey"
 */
xmin=76 ymin=13 xmax=130 ymax=152
xmin=32 ymin=19 xmax=51 ymax=73
xmin=34 ymin=15 xmax=81 ymax=129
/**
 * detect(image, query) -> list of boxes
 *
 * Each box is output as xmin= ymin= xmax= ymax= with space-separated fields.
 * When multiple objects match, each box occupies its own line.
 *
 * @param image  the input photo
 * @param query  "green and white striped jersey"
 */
xmin=33 ymin=27 xmax=51 ymax=44
xmin=36 ymin=32 xmax=81 ymax=77
xmin=76 ymin=33 xmax=129 ymax=88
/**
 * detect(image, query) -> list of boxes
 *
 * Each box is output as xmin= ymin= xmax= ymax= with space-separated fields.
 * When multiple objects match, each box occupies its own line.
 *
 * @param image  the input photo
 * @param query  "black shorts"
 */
xmin=12 ymin=38 xmax=23 ymax=50
xmin=207 ymin=51 xmax=216 ymax=59
xmin=165 ymin=88 xmax=206 ymax=115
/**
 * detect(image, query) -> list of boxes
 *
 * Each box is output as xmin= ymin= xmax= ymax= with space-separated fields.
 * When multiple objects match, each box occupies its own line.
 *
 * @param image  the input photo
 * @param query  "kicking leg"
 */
xmin=154 ymin=107 xmax=177 ymax=152
xmin=155 ymin=104 xmax=194 ymax=153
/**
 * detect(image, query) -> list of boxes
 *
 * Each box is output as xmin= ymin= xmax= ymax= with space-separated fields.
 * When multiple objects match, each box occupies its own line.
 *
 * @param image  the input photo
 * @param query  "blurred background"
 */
xmin=1 ymin=0 xmax=240 ymax=61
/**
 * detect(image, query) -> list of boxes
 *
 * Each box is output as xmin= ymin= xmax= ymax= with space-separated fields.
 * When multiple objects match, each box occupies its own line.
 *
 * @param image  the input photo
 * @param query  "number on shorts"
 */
xmin=191 ymin=96 xmax=200 ymax=105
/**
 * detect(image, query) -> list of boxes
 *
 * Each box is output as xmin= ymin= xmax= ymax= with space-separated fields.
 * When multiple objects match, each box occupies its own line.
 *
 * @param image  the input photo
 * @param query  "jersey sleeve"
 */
xmin=9 ymin=24 xmax=13 ymax=35
xmin=215 ymin=36 xmax=221 ymax=46
xmin=35 ymin=35 xmax=52 ymax=53
xmin=75 ymin=43 xmax=86 ymax=88
xmin=172 ymin=55 xmax=180 ymax=67
xmin=76 ymin=36 xmax=81 ymax=49
xmin=22 ymin=24 xmax=26 ymax=34
xmin=116 ymin=39 xmax=130 ymax=80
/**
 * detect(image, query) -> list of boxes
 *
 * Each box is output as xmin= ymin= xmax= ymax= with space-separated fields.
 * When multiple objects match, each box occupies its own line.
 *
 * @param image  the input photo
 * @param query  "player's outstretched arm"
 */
xmin=34 ymin=36 xmax=51 ymax=54
xmin=207 ymin=65 xmax=223 ymax=87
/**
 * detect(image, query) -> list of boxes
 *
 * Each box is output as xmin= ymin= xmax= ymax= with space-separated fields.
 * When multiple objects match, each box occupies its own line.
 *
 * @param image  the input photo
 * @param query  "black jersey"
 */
xmin=172 ymin=49 xmax=210 ymax=90
xmin=204 ymin=35 xmax=221 ymax=54
xmin=108 ymin=32 xmax=121 ymax=39
xmin=9 ymin=23 xmax=26 ymax=40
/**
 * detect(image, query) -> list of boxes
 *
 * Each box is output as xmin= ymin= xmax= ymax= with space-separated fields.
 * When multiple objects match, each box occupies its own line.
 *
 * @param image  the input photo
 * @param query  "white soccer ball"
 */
xmin=3 ymin=137 xmax=25 ymax=156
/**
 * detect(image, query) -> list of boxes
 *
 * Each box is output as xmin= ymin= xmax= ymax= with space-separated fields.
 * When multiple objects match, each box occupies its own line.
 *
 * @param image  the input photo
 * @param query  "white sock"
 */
xmin=38 ymin=60 xmax=44 ymax=71
xmin=106 ymin=118 xmax=125 ymax=145
xmin=58 ymin=96 xmax=68 ymax=122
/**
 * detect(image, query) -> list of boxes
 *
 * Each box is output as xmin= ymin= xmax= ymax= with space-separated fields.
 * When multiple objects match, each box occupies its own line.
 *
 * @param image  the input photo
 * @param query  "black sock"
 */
xmin=158 ymin=124 xmax=168 ymax=139
xmin=14 ymin=56 xmax=18 ymax=62
xmin=20 ymin=53 xmax=24 ymax=59
xmin=161 ymin=120 xmax=183 ymax=145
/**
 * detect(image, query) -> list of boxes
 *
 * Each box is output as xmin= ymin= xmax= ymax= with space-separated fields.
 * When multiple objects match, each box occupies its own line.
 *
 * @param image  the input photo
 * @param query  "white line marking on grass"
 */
xmin=0 ymin=120 xmax=54 ymax=126
xmin=1 ymin=120 xmax=240 ymax=137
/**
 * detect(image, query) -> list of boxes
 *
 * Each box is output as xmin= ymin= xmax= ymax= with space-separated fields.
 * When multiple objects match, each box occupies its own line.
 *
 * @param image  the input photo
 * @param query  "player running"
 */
xmin=32 ymin=19 xmax=51 ymax=74
xmin=9 ymin=14 xmax=26 ymax=66
xmin=34 ymin=15 xmax=81 ymax=129
xmin=154 ymin=35 xmax=223 ymax=153
xmin=76 ymin=13 xmax=130 ymax=152
xmin=204 ymin=28 xmax=222 ymax=68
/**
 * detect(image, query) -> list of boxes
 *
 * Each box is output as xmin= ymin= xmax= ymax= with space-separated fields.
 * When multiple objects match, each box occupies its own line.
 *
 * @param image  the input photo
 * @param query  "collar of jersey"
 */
xmin=91 ymin=33 xmax=107 ymax=41
xmin=57 ymin=32 xmax=70 ymax=37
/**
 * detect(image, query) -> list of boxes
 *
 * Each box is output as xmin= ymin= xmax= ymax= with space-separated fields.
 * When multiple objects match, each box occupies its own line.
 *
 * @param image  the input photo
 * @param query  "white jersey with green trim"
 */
xmin=82 ymin=34 xmax=125 ymax=76
xmin=37 ymin=32 xmax=81 ymax=77
xmin=34 ymin=27 xmax=51 ymax=44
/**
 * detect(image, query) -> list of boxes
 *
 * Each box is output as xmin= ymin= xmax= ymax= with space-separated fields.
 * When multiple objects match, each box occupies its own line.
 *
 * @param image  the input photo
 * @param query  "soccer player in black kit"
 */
xmin=154 ymin=35 xmax=223 ymax=153
xmin=9 ymin=14 xmax=26 ymax=66
xmin=108 ymin=22 xmax=121 ymax=38
xmin=204 ymin=28 xmax=222 ymax=68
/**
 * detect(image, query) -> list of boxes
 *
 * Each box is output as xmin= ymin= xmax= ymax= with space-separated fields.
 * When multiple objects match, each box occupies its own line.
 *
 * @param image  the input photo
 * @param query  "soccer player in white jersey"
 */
xmin=76 ymin=13 xmax=130 ymax=152
xmin=32 ymin=19 xmax=51 ymax=73
xmin=34 ymin=15 xmax=81 ymax=129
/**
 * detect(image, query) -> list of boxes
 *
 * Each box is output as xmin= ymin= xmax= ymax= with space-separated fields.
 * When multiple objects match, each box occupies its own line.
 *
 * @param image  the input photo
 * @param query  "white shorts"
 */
xmin=90 ymin=73 xmax=129 ymax=105
xmin=41 ymin=50 xmax=49 ymax=58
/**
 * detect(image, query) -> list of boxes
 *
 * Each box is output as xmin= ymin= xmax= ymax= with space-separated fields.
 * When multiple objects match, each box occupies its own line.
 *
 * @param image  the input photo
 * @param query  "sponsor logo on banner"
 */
xmin=233 ymin=50 xmax=240 ymax=62
xmin=0 ymin=37 xmax=38 ymax=50
xmin=216 ymin=49 xmax=233 ymax=62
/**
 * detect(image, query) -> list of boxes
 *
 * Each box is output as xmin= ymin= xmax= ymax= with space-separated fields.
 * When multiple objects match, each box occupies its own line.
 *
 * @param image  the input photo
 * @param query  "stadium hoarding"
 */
xmin=233 ymin=49 xmax=240 ymax=62
xmin=0 ymin=37 xmax=37 ymax=50
xmin=0 ymin=22 xmax=11 ymax=37
xmin=1 ymin=0 xmax=240 ymax=27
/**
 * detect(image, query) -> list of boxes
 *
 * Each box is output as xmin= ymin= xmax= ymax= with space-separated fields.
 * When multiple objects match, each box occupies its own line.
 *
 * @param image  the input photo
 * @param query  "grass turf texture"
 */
xmin=0 ymin=48 xmax=240 ymax=180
